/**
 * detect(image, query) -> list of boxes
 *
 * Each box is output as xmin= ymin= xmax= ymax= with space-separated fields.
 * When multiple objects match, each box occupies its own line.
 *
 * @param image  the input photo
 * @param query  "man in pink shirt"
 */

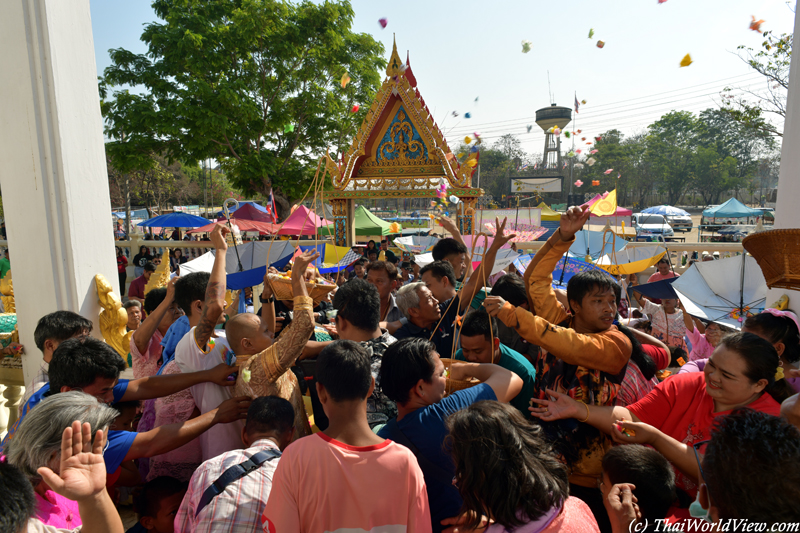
xmin=264 ymin=340 xmax=431 ymax=532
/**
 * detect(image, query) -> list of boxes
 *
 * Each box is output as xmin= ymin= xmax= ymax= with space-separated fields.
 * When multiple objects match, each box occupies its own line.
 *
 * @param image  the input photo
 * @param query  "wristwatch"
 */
xmin=259 ymin=295 xmax=275 ymax=304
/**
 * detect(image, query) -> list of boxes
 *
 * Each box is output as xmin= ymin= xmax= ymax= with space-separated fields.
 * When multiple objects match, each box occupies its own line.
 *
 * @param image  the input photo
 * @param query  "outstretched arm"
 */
xmin=458 ymin=217 xmax=516 ymax=313
xmin=437 ymin=215 xmax=473 ymax=279
xmin=195 ymin=225 xmax=229 ymax=351
xmin=132 ymin=277 xmax=178 ymax=356
xmin=121 ymin=362 xmax=238 ymax=402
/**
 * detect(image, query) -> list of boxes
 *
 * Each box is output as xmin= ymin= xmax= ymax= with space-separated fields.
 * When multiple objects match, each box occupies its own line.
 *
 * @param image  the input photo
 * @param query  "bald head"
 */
xmin=226 ymin=313 xmax=273 ymax=356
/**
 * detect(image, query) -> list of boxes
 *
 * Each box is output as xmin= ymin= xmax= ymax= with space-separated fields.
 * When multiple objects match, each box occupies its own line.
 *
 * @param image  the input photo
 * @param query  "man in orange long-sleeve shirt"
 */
xmin=485 ymin=205 xmax=632 ymax=532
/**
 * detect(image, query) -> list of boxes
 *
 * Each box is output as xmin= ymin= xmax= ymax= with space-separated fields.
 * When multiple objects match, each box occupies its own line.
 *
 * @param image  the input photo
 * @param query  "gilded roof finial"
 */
xmin=386 ymin=34 xmax=404 ymax=77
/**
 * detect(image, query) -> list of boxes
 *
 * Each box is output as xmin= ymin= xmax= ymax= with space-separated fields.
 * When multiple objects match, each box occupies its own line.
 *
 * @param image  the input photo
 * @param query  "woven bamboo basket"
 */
xmin=441 ymin=358 xmax=482 ymax=396
xmin=266 ymin=273 xmax=335 ymax=307
xmin=742 ymin=229 xmax=800 ymax=290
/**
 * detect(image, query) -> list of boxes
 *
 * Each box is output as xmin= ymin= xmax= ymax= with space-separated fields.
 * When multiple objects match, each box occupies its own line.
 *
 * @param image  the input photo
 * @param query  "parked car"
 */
xmin=632 ymin=213 xmax=675 ymax=237
xmin=664 ymin=213 xmax=693 ymax=232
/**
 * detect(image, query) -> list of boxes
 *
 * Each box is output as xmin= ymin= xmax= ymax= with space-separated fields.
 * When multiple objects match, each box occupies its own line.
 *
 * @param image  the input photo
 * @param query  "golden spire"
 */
xmin=386 ymin=34 xmax=404 ymax=77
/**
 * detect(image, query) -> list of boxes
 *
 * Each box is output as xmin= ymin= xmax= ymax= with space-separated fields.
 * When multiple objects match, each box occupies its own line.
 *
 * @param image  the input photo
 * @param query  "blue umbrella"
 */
xmin=138 ymin=212 xmax=210 ymax=228
xmin=641 ymin=205 xmax=690 ymax=217
xmin=513 ymin=254 xmax=614 ymax=289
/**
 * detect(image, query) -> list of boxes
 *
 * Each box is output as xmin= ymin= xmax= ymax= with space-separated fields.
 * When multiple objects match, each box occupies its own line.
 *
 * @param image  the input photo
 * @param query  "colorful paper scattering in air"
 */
xmin=449 ymin=195 xmax=460 ymax=204
xmin=284 ymin=124 xmax=295 ymax=133
xmin=464 ymin=136 xmax=472 ymax=144
xmin=467 ymin=159 xmax=477 ymax=168
xmin=604 ymin=169 xmax=614 ymax=175
xmin=658 ymin=0 xmax=667 ymax=3
xmin=567 ymin=151 xmax=576 ymax=158
xmin=617 ymin=173 xmax=621 ymax=179
xmin=575 ymin=180 xmax=584 ymax=187
xmin=595 ymin=136 xmax=602 ymax=142
xmin=563 ymin=130 xmax=570 ymax=138
xmin=750 ymin=16 xmax=765 ymax=32
xmin=592 ymin=180 xmax=600 ymax=186
xmin=553 ymin=127 xmax=561 ymax=136
xmin=574 ymin=163 xmax=585 ymax=170
xmin=581 ymin=137 xmax=586 ymax=141
xmin=446 ymin=152 xmax=455 ymax=161
xmin=452 ymin=111 xmax=459 ymax=117
xmin=587 ymin=157 xmax=597 ymax=166
xmin=475 ymin=97 xmax=479 ymax=102
xmin=378 ymin=18 xmax=388 ymax=28
xmin=576 ymin=149 xmax=582 ymax=155
xmin=577 ymin=129 xmax=582 ymax=134
xmin=351 ymin=104 xmax=360 ymax=113
xmin=588 ymin=29 xmax=595 ymax=39
xmin=527 ymin=125 xmax=533 ymax=133
xmin=581 ymin=100 xmax=587 ymax=105
xmin=596 ymin=40 xmax=605 ymax=49
xmin=680 ymin=54 xmax=693 ymax=67
xmin=474 ymin=132 xmax=482 ymax=143
xmin=458 ymin=152 xmax=465 ymax=158
xmin=341 ymin=72 xmax=351 ymax=88
xmin=521 ymin=40 xmax=533 ymax=53
xmin=590 ymin=149 xmax=599 ymax=154
xmin=464 ymin=113 xmax=472 ymax=119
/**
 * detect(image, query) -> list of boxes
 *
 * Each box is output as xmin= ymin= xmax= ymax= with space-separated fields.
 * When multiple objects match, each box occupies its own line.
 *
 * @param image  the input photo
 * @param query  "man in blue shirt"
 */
xmin=453 ymin=308 xmax=537 ymax=417
xmin=4 ymin=336 xmax=249 ymax=478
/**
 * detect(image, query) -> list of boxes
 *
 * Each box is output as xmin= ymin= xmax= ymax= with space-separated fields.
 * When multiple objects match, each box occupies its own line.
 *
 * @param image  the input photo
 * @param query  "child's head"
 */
xmin=601 ymin=445 xmax=676 ymax=522
xmin=133 ymin=476 xmax=188 ymax=533
xmin=656 ymin=257 xmax=671 ymax=275
xmin=316 ymin=340 xmax=374 ymax=416
xmin=110 ymin=400 xmax=140 ymax=432
xmin=742 ymin=310 xmax=800 ymax=364
xmin=669 ymin=346 xmax=687 ymax=367
xmin=566 ymin=271 xmax=618 ymax=332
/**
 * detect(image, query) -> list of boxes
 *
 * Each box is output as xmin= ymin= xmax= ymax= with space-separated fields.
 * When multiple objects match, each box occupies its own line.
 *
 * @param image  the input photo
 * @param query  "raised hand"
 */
xmin=213 ymin=396 xmax=253 ymax=424
xmin=206 ymin=362 xmax=240 ymax=387
xmin=490 ymin=217 xmax=517 ymax=249
xmin=483 ymin=295 xmax=507 ymax=318
xmin=604 ymin=483 xmax=641 ymax=533
xmin=528 ymin=388 xmax=582 ymax=421
xmin=166 ymin=276 xmax=179 ymax=301
xmin=610 ymin=419 xmax=658 ymax=445
xmin=559 ymin=206 xmax=591 ymax=241
xmin=209 ymin=224 xmax=230 ymax=251
xmin=436 ymin=215 xmax=459 ymax=236
xmin=292 ymin=250 xmax=320 ymax=279
xmin=38 ymin=421 xmax=107 ymax=502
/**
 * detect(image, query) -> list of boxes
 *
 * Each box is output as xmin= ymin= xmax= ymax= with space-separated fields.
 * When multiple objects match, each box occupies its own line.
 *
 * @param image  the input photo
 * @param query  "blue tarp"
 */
xmin=702 ymin=198 xmax=763 ymax=219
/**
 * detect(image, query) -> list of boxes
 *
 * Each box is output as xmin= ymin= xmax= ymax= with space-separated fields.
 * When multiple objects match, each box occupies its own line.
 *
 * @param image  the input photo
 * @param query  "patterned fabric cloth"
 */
xmin=362 ymin=331 xmax=398 ymax=427
xmin=642 ymin=300 xmax=687 ymax=351
xmin=33 ymin=490 xmax=81 ymax=530
xmin=146 ymin=359 xmax=202 ymax=482
xmin=130 ymin=329 xmax=164 ymax=380
xmin=615 ymin=361 xmax=660 ymax=408
xmin=174 ymin=439 xmax=281 ymax=533
xmin=20 ymin=361 xmax=49 ymax=417
xmin=234 ymin=296 xmax=315 ymax=440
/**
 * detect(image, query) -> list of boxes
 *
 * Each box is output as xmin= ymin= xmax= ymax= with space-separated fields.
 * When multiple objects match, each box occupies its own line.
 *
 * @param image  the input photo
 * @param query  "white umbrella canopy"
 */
xmin=671 ymin=254 xmax=767 ymax=330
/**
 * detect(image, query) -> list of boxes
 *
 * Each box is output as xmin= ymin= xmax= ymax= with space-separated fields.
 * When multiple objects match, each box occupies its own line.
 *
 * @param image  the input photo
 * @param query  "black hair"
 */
xmin=432 ymin=238 xmax=467 ymax=262
xmin=719 ymin=332 xmax=789 ymax=403
xmin=33 ymin=311 xmax=93 ymax=351
xmin=133 ymin=476 xmax=188 ymax=518
xmin=317 ymin=340 xmax=373 ymax=402
xmin=704 ymin=408 xmax=800 ymax=524
xmin=48 ymin=336 xmax=126 ymax=393
xmin=668 ymin=346 xmax=688 ymax=367
xmin=354 ymin=257 xmax=368 ymax=267
xmin=617 ymin=324 xmax=657 ymax=381
xmin=245 ymin=396 xmax=295 ymax=436
xmin=490 ymin=274 xmax=528 ymax=307
xmin=379 ymin=337 xmax=437 ymax=405
xmin=446 ymin=401 xmax=568 ymax=530
xmin=744 ymin=311 xmax=800 ymax=364
xmin=143 ymin=262 xmax=157 ymax=273
xmin=174 ymin=271 xmax=210 ymax=316
xmin=366 ymin=260 xmax=398 ymax=281
xmin=566 ymin=270 xmax=617 ymax=314
xmin=368 ymin=250 xmax=378 ymax=259
xmin=367 ymin=240 xmax=376 ymax=249
xmin=143 ymin=287 xmax=168 ymax=315
xmin=419 ymin=260 xmax=457 ymax=289
xmin=332 ymin=278 xmax=380 ymax=332
xmin=602 ymin=444 xmax=676 ymax=521
xmin=460 ymin=308 xmax=497 ymax=342
xmin=139 ymin=246 xmax=148 ymax=254
xmin=0 ymin=462 xmax=36 ymax=533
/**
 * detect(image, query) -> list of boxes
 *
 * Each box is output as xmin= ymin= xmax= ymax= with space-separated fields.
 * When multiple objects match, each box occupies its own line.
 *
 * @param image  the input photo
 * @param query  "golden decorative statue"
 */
xmin=95 ymin=274 xmax=133 ymax=363
xmin=144 ymin=249 xmax=170 ymax=296
xmin=0 ymin=271 xmax=15 ymax=314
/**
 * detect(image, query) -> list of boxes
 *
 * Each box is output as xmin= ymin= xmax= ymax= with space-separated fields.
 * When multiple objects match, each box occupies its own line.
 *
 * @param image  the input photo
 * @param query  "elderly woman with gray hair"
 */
xmin=5 ymin=391 xmax=120 ymax=531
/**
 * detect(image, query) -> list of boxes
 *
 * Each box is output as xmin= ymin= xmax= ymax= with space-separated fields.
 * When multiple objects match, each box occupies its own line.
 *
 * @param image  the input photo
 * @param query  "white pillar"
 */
xmin=0 ymin=0 xmax=118 ymax=384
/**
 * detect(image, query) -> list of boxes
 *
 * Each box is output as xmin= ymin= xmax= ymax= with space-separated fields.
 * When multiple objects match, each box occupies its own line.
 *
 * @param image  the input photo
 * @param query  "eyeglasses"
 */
xmin=692 ymin=439 xmax=711 ymax=482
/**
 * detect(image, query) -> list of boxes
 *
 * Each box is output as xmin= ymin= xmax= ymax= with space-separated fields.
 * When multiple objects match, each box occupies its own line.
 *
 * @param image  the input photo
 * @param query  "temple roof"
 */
xmin=325 ymin=37 xmax=479 ymax=197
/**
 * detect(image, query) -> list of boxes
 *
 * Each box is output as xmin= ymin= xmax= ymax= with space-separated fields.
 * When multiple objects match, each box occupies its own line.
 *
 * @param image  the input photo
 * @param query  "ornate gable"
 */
xmin=325 ymin=37 xmax=480 ymax=198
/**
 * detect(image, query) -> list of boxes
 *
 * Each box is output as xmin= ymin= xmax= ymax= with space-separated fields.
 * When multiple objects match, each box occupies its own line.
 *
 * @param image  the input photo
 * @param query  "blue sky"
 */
xmin=90 ymin=0 xmax=794 ymax=157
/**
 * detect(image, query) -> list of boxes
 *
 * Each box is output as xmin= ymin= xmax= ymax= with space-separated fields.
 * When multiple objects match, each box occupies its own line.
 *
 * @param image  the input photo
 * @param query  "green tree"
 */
xmin=720 ymin=30 xmax=791 ymax=137
xmin=101 ymin=0 xmax=385 ymax=220
xmin=646 ymin=111 xmax=699 ymax=205
xmin=692 ymin=146 xmax=738 ymax=205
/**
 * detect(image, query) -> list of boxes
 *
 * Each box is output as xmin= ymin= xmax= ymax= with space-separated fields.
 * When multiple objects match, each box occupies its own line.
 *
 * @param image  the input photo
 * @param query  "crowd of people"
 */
xmin=3 ymin=207 xmax=800 ymax=533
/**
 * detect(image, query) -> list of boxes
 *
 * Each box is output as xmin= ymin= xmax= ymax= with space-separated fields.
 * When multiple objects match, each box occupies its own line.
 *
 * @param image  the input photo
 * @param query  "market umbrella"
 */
xmin=138 ymin=212 xmax=209 ymax=228
xmin=513 ymin=254 xmax=615 ymax=289
xmin=394 ymin=235 xmax=440 ymax=254
xmin=594 ymin=244 xmax=667 ymax=275
xmin=671 ymin=254 xmax=767 ymax=330
xmin=641 ymin=205 xmax=690 ymax=217
xmin=569 ymin=229 xmax=627 ymax=260
xmin=179 ymin=241 xmax=296 ymax=290
xmin=188 ymin=219 xmax=278 ymax=235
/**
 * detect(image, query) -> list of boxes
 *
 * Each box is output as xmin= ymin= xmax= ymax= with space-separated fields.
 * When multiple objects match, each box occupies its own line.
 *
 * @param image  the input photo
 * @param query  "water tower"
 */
xmin=535 ymin=104 xmax=572 ymax=172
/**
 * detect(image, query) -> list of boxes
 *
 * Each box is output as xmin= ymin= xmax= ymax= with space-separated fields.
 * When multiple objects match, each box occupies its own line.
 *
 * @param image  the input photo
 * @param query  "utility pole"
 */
xmin=203 ymin=159 xmax=208 ymax=217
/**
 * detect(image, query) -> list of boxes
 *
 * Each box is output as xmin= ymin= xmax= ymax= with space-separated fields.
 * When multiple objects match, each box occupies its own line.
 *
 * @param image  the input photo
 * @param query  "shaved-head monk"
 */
xmin=231 ymin=250 xmax=319 ymax=440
